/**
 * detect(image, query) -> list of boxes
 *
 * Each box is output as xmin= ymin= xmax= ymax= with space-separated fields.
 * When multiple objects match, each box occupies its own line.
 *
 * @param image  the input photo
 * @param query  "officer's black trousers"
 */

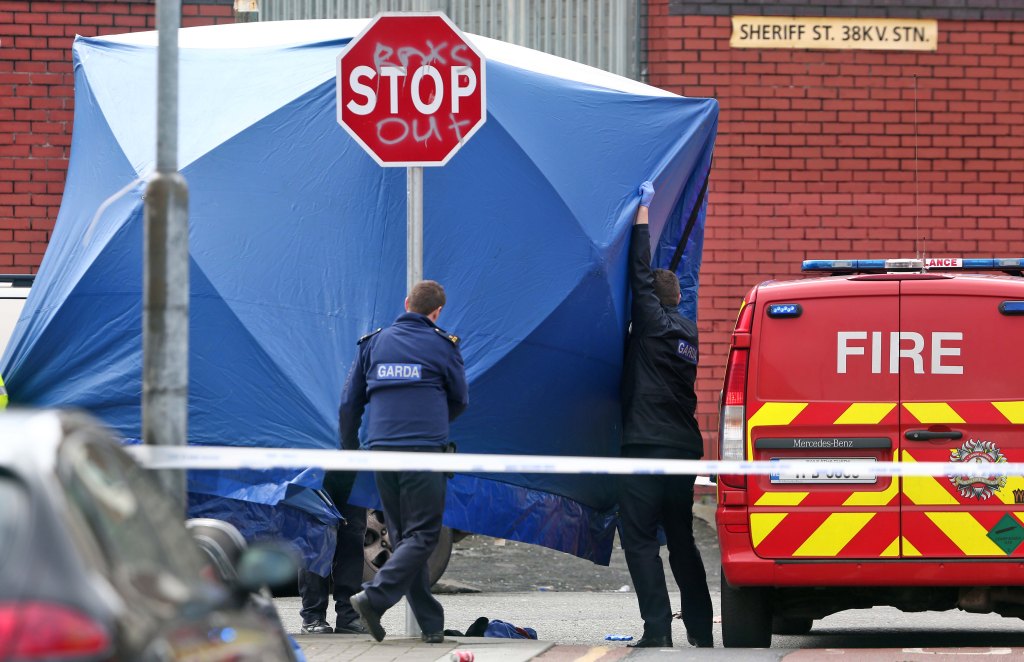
xmin=299 ymin=486 xmax=367 ymax=626
xmin=618 ymin=448 xmax=713 ymax=642
xmin=363 ymin=446 xmax=446 ymax=634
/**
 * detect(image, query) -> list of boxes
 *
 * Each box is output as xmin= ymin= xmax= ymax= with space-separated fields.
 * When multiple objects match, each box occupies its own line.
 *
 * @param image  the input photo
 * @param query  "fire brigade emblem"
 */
xmin=948 ymin=439 xmax=1007 ymax=500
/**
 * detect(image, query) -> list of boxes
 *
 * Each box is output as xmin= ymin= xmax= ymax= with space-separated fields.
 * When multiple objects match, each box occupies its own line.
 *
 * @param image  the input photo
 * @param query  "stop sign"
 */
xmin=336 ymin=13 xmax=486 ymax=167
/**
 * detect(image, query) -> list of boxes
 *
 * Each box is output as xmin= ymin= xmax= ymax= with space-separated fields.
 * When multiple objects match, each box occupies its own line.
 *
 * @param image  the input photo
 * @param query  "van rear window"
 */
xmin=754 ymin=292 xmax=899 ymax=402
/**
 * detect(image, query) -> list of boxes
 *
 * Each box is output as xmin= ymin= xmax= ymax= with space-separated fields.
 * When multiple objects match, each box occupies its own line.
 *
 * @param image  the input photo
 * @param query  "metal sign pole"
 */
xmin=407 ymin=166 xmax=423 ymax=292
xmin=405 ymin=164 xmax=423 ymax=637
xmin=144 ymin=0 xmax=189 ymax=516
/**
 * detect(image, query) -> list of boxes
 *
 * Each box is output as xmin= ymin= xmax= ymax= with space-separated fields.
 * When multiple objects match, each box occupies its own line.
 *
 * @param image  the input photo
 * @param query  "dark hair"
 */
xmin=652 ymin=269 xmax=680 ymax=307
xmin=408 ymin=280 xmax=446 ymax=315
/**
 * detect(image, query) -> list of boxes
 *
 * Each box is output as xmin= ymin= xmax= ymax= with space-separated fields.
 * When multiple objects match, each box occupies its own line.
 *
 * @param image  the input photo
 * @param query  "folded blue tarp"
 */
xmin=2 ymin=20 xmax=717 ymax=570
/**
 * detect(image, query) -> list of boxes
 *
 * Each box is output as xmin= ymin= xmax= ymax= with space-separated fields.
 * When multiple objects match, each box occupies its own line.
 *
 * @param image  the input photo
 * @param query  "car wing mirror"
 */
xmin=236 ymin=542 xmax=299 ymax=593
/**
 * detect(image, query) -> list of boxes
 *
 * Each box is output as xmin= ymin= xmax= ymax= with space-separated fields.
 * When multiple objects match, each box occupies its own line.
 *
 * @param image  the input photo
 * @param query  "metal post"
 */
xmin=144 ymin=0 xmax=189 ymax=516
xmin=407 ymin=166 xmax=423 ymax=291
xmin=405 ymin=164 xmax=423 ymax=637
xmin=405 ymin=599 xmax=421 ymax=637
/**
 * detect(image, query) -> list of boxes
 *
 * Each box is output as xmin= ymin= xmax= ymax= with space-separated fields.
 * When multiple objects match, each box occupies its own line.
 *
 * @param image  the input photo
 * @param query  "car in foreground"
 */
xmin=0 ymin=409 xmax=298 ymax=661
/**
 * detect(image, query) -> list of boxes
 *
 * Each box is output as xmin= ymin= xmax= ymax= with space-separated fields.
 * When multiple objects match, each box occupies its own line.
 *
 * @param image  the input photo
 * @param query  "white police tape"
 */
xmin=125 ymin=445 xmax=1023 ymax=482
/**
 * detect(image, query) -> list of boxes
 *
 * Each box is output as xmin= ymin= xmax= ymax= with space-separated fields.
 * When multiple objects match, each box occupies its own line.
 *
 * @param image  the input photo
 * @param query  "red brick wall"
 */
xmin=647 ymin=0 xmax=1024 ymax=456
xmin=0 ymin=1 xmax=234 ymax=271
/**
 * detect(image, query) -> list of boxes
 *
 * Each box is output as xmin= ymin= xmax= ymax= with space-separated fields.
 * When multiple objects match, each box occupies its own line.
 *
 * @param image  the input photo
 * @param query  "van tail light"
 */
xmin=719 ymin=347 xmax=750 ymax=490
xmin=0 ymin=601 xmax=111 ymax=659
xmin=720 ymin=347 xmax=748 ymax=457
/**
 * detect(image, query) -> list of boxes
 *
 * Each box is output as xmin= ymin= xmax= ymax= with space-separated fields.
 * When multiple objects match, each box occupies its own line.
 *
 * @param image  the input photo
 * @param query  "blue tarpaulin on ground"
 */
xmin=2 ymin=20 xmax=717 ymax=571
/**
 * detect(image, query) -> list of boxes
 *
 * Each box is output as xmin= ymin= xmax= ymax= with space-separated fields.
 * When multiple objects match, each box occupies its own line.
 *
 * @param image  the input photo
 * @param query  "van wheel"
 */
xmin=721 ymin=573 xmax=772 ymax=648
xmin=772 ymin=616 xmax=813 ymax=635
xmin=362 ymin=509 xmax=453 ymax=585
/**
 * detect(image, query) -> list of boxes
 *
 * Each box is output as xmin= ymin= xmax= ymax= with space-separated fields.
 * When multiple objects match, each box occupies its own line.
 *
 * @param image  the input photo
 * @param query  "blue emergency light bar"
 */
xmin=1000 ymin=301 xmax=1024 ymax=315
xmin=802 ymin=258 xmax=1024 ymax=274
xmin=767 ymin=303 xmax=802 ymax=318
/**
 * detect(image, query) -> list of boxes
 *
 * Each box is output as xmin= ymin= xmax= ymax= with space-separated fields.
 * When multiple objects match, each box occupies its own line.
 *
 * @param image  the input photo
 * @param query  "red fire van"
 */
xmin=717 ymin=258 xmax=1024 ymax=647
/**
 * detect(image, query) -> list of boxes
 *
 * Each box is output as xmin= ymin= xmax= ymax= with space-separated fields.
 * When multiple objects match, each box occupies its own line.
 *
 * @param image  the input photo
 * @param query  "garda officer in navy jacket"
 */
xmin=342 ymin=280 xmax=468 ymax=644
xmin=619 ymin=181 xmax=713 ymax=649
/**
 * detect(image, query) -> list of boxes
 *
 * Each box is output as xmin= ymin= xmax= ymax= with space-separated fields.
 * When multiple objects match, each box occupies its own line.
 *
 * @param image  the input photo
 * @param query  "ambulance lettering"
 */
xmin=836 ymin=331 xmax=963 ymax=374
xmin=924 ymin=257 xmax=962 ymax=268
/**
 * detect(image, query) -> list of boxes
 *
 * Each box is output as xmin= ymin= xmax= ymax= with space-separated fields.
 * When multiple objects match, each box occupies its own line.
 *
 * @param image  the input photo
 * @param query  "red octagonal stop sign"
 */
xmin=336 ymin=13 xmax=486 ymax=167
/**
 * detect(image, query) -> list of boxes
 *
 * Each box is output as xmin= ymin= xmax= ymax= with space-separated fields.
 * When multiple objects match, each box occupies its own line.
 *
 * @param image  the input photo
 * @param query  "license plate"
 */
xmin=769 ymin=457 xmax=877 ymax=484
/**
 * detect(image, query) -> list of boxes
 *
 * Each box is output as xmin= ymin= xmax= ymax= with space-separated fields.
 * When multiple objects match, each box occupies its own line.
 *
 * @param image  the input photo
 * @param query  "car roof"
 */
xmin=0 ymin=410 xmax=66 ymax=477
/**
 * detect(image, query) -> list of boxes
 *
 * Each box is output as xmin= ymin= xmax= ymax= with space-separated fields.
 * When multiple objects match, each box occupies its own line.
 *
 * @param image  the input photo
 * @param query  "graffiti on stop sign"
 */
xmin=343 ymin=41 xmax=479 ymax=147
xmin=336 ymin=13 xmax=486 ymax=167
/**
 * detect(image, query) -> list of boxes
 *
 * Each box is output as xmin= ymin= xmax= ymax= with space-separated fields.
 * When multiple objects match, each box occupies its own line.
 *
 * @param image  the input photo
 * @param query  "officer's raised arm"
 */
xmin=635 ymin=181 xmax=652 ymax=227
xmin=629 ymin=180 xmax=667 ymax=332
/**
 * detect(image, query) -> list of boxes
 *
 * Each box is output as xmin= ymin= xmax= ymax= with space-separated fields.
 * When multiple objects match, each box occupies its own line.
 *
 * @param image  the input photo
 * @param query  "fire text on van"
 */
xmin=837 ymin=331 xmax=963 ymax=374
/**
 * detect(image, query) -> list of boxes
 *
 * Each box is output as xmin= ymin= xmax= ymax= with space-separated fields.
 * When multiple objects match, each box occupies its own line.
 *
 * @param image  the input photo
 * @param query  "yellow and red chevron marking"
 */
xmin=753 ymin=482 xmax=899 ymax=509
xmin=902 ymin=510 xmax=1024 ymax=557
xmin=903 ymin=400 xmax=1024 ymax=425
xmin=747 ymin=401 xmax=899 ymax=514
xmin=746 ymin=400 xmax=899 ymax=458
xmin=752 ymin=509 xmax=900 ymax=558
xmin=745 ymin=400 xmax=1024 ymax=559
xmin=901 ymin=450 xmax=1024 ymax=557
xmin=751 ymin=479 xmax=900 ymax=559
xmin=746 ymin=399 xmax=1024 ymax=440
xmin=901 ymin=449 xmax=1024 ymax=507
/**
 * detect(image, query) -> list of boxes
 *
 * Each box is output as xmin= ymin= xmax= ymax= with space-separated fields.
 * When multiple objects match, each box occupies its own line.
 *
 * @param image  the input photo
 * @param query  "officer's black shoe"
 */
xmin=334 ymin=618 xmax=368 ymax=635
xmin=687 ymin=634 xmax=713 ymax=648
xmin=421 ymin=632 xmax=445 ymax=644
xmin=350 ymin=592 xmax=385 ymax=642
xmin=299 ymin=619 xmax=333 ymax=634
xmin=628 ymin=635 xmax=672 ymax=648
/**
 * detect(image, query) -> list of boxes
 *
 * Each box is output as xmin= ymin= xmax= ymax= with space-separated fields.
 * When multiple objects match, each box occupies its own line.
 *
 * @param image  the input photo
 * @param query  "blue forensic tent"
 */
xmin=2 ymin=20 xmax=717 ymax=570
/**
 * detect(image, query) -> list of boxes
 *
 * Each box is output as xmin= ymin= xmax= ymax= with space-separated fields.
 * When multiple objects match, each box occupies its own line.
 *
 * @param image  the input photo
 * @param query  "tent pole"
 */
xmin=144 ymin=0 xmax=189 ymax=517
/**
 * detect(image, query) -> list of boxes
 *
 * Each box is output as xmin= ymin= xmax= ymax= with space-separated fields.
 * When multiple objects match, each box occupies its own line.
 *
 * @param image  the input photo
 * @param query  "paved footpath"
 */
xmin=294 ymin=634 xmax=552 ymax=662
xmin=281 ymin=595 xmax=1024 ymax=662
xmin=278 ymin=591 xmax=671 ymax=662
xmin=278 ymin=592 xmax=705 ymax=662
xmin=283 ymin=497 xmax=722 ymax=661
xmin=292 ymin=634 xmax=735 ymax=662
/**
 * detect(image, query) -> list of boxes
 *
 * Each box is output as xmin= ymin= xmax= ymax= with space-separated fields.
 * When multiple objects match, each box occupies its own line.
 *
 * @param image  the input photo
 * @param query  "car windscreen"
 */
xmin=58 ymin=439 xmax=208 ymax=602
xmin=0 ymin=474 xmax=28 ymax=576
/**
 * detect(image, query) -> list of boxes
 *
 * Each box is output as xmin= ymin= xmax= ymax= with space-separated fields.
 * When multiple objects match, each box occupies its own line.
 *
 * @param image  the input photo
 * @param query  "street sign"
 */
xmin=336 ymin=12 xmax=486 ymax=167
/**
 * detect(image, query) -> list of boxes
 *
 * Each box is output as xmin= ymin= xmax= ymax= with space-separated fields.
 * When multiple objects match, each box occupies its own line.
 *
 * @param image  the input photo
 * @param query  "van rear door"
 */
xmin=747 ymin=279 xmax=900 ymax=560
xmin=899 ymin=276 xmax=1024 ymax=558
